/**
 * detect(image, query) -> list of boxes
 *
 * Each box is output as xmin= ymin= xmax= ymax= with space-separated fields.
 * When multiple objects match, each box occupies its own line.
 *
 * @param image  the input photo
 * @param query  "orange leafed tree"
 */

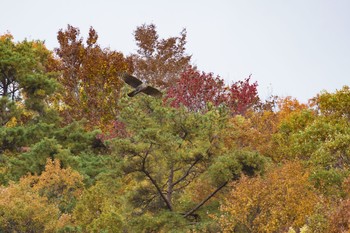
xmin=131 ymin=24 xmax=191 ymax=89
xmin=55 ymin=25 xmax=133 ymax=130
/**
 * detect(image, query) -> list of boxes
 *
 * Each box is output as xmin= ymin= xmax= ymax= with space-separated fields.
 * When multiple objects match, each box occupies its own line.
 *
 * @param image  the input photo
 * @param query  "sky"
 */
xmin=1 ymin=0 xmax=349 ymax=103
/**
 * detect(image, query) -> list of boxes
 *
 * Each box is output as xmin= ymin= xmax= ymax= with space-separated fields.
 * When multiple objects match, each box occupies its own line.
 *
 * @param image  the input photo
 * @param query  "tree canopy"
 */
xmin=1 ymin=25 xmax=350 ymax=232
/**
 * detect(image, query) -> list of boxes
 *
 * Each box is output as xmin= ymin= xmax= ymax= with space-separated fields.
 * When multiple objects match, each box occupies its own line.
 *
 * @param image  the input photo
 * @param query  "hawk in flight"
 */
xmin=121 ymin=73 xmax=162 ymax=98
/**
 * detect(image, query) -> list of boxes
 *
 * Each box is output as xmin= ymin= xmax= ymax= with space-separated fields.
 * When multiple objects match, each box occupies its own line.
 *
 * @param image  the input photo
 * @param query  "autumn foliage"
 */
xmin=132 ymin=24 xmax=191 ymax=89
xmin=166 ymin=67 xmax=227 ymax=112
xmin=166 ymin=66 xmax=259 ymax=115
xmin=1 ymin=25 xmax=350 ymax=232
xmin=55 ymin=25 xmax=132 ymax=130
xmin=219 ymin=162 xmax=320 ymax=232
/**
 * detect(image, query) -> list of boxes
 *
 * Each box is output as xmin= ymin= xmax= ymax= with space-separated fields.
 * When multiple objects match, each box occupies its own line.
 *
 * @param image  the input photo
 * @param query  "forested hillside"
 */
xmin=1 ymin=24 xmax=350 ymax=233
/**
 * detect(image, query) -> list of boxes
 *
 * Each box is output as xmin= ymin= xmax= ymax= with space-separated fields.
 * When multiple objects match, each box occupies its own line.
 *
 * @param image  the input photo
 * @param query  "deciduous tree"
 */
xmin=131 ymin=24 xmax=191 ymax=89
xmin=55 ymin=25 xmax=132 ymax=130
xmin=228 ymin=75 xmax=259 ymax=115
xmin=219 ymin=162 xmax=320 ymax=233
xmin=166 ymin=67 xmax=227 ymax=112
xmin=31 ymin=158 xmax=84 ymax=213
xmin=0 ymin=170 xmax=58 ymax=232
xmin=166 ymin=66 xmax=259 ymax=115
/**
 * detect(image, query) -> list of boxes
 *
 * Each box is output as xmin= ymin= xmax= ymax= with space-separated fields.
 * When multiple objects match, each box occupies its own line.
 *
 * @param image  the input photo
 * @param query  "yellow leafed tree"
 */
xmin=0 ymin=158 xmax=84 ymax=232
xmin=218 ymin=162 xmax=320 ymax=233
xmin=0 ymin=173 xmax=59 ymax=232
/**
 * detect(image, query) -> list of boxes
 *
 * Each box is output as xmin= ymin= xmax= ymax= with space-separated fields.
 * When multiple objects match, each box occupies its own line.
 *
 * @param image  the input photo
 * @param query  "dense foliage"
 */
xmin=1 ymin=25 xmax=350 ymax=232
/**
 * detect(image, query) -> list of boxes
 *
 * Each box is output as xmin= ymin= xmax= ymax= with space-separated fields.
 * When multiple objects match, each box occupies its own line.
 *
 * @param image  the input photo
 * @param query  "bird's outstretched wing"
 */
xmin=121 ymin=72 xmax=162 ymax=98
xmin=142 ymin=86 xmax=163 ymax=97
xmin=122 ymin=73 xmax=143 ymax=88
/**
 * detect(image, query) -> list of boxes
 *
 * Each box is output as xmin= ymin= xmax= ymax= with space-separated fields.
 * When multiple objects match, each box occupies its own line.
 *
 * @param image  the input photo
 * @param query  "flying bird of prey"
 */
xmin=122 ymin=73 xmax=162 ymax=98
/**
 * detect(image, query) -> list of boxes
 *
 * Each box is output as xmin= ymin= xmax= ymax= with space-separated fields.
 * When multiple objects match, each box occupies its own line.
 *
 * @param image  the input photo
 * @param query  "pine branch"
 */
xmin=141 ymin=143 xmax=173 ymax=211
xmin=183 ymin=181 xmax=228 ymax=218
xmin=173 ymin=156 xmax=201 ymax=187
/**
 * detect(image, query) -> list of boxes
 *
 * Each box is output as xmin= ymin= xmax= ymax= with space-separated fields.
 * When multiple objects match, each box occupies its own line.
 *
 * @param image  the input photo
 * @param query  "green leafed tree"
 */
xmin=0 ymin=33 xmax=61 ymax=160
xmin=109 ymin=95 xmax=267 ymax=231
xmin=0 ymin=33 xmax=58 ymax=115
xmin=73 ymin=180 xmax=124 ymax=232
xmin=1 ymin=121 xmax=106 ymax=184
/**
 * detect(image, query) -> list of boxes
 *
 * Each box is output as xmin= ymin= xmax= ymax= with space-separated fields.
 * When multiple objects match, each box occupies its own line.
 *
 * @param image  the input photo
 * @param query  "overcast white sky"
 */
xmin=1 ymin=0 xmax=349 ymax=103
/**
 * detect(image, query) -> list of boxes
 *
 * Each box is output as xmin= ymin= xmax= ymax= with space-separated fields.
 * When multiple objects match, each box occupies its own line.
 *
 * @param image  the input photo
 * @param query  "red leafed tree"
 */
xmin=166 ymin=67 xmax=227 ymax=112
xmin=228 ymin=75 xmax=259 ymax=115
xmin=166 ymin=67 xmax=259 ymax=115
